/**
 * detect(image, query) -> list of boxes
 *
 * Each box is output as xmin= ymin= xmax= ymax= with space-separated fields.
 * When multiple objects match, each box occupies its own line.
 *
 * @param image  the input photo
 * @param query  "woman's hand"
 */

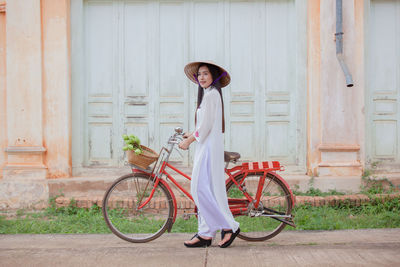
xmin=179 ymin=134 xmax=195 ymax=150
xmin=183 ymin=131 xmax=192 ymax=139
xmin=178 ymin=138 xmax=191 ymax=150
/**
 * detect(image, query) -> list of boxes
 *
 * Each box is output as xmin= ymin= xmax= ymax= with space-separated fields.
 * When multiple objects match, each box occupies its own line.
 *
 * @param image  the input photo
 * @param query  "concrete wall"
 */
xmin=42 ymin=0 xmax=71 ymax=178
xmin=0 ymin=2 xmax=6 ymax=179
xmin=0 ymin=0 xmax=71 ymax=208
xmin=307 ymin=0 xmax=364 ymax=178
xmin=0 ymin=0 xmax=398 ymax=208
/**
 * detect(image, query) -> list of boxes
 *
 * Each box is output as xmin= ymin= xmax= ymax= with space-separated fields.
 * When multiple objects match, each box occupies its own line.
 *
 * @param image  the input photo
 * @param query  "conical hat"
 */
xmin=184 ymin=60 xmax=231 ymax=88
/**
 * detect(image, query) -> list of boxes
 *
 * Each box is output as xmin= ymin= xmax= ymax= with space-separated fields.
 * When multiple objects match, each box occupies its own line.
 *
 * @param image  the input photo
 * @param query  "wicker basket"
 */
xmin=126 ymin=145 xmax=159 ymax=169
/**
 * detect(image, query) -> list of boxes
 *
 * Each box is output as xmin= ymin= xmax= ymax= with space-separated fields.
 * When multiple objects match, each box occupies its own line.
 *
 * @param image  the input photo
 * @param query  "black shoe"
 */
xmin=184 ymin=234 xmax=212 ymax=248
xmin=219 ymin=228 xmax=240 ymax=248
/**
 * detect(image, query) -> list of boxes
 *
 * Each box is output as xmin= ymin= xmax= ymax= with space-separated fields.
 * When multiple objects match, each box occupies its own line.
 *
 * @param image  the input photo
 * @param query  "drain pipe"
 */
xmin=335 ymin=0 xmax=354 ymax=87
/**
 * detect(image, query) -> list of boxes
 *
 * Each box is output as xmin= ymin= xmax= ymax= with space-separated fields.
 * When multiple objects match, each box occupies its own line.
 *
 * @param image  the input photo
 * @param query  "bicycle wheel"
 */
xmin=226 ymin=172 xmax=293 ymax=241
xmin=102 ymin=173 xmax=173 ymax=243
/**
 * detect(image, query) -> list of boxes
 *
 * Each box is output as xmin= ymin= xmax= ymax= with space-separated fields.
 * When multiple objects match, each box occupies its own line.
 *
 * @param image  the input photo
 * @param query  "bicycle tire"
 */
xmin=102 ymin=173 xmax=174 ymax=243
xmin=226 ymin=172 xmax=293 ymax=241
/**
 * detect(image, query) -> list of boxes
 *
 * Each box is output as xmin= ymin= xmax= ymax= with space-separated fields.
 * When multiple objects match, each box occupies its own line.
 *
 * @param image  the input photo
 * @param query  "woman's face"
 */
xmin=197 ymin=65 xmax=213 ymax=88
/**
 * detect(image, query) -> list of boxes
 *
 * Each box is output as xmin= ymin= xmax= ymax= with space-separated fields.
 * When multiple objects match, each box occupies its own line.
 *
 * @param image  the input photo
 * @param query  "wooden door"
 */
xmin=366 ymin=0 xmax=400 ymax=172
xmin=71 ymin=0 xmax=306 ymax=174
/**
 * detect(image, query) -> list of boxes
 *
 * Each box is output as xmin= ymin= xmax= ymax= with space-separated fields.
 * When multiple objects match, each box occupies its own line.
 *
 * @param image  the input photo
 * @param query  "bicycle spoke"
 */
xmin=133 ymin=177 xmax=141 ymax=204
xmin=263 ymin=194 xmax=291 ymax=201
xmin=102 ymin=173 xmax=173 ymax=243
xmin=226 ymin=172 xmax=293 ymax=241
xmin=260 ymin=176 xmax=273 ymax=196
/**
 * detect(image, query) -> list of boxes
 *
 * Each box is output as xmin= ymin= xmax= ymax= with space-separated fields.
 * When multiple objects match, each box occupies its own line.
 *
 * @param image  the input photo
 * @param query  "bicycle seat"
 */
xmin=224 ymin=151 xmax=241 ymax=163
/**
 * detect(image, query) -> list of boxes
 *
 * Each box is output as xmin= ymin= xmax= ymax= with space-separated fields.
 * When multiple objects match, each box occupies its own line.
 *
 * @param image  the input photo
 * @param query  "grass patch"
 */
xmin=0 ymin=202 xmax=111 ymax=234
xmin=227 ymin=187 xmax=244 ymax=198
xmin=293 ymin=197 xmax=400 ymax=230
xmin=360 ymin=174 xmax=398 ymax=196
xmin=1 ymin=197 xmax=399 ymax=234
xmin=360 ymin=162 xmax=400 ymax=195
xmin=293 ymin=188 xmax=346 ymax=197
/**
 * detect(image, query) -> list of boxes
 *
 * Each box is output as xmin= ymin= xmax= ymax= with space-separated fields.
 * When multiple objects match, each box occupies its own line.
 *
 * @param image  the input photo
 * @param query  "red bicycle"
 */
xmin=102 ymin=127 xmax=295 ymax=243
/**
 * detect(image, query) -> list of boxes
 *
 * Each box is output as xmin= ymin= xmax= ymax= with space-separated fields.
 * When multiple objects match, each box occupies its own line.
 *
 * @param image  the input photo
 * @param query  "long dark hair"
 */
xmin=195 ymin=63 xmax=225 ymax=133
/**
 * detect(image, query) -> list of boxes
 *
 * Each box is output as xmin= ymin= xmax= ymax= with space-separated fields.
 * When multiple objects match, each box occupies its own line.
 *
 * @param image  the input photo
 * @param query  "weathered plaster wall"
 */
xmin=42 ymin=0 xmax=72 ymax=178
xmin=4 ymin=0 xmax=47 ymax=179
xmin=307 ymin=0 xmax=322 ymax=176
xmin=353 ymin=0 xmax=365 ymax=171
xmin=0 ymin=0 xmax=396 ymax=208
xmin=6 ymin=0 xmax=43 ymax=148
xmin=0 ymin=0 xmax=48 ymax=209
xmin=0 ymin=2 xmax=6 ymax=179
xmin=308 ymin=0 xmax=364 ymax=177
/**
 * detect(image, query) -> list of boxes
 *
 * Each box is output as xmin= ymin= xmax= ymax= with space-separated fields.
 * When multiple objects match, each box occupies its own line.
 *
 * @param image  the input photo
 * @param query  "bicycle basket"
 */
xmin=126 ymin=145 xmax=159 ymax=169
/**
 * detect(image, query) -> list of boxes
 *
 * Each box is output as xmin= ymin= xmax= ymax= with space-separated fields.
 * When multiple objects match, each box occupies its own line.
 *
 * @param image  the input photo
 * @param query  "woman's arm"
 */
xmin=178 ymin=90 xmax=219 ymax=150
xmin=193 ymin=91 xmax=218 ymax=143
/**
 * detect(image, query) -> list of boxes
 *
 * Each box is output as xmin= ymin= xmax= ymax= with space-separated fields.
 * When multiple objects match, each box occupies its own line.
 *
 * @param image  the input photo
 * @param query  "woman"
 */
xmin=178 ymin=61 xmax=240 ymax=248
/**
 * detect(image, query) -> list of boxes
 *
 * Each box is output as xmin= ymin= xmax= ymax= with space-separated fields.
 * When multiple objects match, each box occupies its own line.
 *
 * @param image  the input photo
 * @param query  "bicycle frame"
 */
xmin=131 ymin=128 xmax=295 ymax=228
xmin=133 ymin=160 xmax=294 ymax=225
xmin=132 ymin=159 xmax=193 ymax=226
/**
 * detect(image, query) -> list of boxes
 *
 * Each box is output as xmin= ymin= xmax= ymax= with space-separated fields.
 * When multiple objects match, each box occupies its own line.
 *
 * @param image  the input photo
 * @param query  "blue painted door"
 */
xmin=71 ymin=0 xmax=306 ymax=174
xmin=366 ymin=0 xmax=400 ymax=172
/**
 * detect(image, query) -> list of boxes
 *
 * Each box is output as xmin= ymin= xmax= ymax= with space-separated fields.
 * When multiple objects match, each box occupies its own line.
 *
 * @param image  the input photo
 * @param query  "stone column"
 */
xmin=0 ymin=0 xmax=48 ymax=208
xmin=42 ymin=0 xmax=72 ymax=178
xmin=0 ymin=2 xmax=6 ymax=179
xmin=308 ymin=0 xmax=364 ymax=183
xmin=307 ymin=0 xmax=322 ymax=176
xmin=3 ymin=0 xmax=47 ymax=179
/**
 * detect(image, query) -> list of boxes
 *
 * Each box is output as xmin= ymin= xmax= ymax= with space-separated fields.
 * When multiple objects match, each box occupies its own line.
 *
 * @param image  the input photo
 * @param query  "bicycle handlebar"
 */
xmin=166 ymin=130 xmax=184 ymax=147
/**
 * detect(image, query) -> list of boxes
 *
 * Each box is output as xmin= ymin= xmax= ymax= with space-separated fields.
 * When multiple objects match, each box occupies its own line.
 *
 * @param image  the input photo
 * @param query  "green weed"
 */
xmin=361 ymin=164 xmax=398 ymax=195
xmin=293 ymin=198 xmax=400 ymax=230
xmin=1 ymin=196 xmax=399 ymax=234
xmin=292 ymin=177 xmax=346 ymax=196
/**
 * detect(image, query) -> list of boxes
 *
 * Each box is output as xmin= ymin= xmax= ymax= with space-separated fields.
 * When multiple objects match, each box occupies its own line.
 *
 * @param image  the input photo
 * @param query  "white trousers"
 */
xmin=194 ymin=151 xmax=233 ymax=238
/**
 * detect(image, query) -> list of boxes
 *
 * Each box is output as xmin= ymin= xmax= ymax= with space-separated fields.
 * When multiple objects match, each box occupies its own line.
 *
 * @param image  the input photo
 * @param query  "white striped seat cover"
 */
xmin=242 ymin=161 xmax=281 ymax=171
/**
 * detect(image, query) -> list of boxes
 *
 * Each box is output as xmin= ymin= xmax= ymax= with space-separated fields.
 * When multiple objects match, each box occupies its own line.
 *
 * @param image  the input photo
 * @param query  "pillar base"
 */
xmin=3 ymin=165 xmax=47 ymax=180
xmin=316 ymin=144 xmax=362 ymax=176
xmin=0 ymin=179 xmax=49 ymax=209
xmin=3 ymin=146 xmax=47 ymax=180
xmin=317 ymin=164 xmax=362 ymax=176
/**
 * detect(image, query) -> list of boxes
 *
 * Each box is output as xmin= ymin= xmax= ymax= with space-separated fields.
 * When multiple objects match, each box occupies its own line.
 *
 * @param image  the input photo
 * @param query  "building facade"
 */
xmin=0 ymin=0 xmax=399 ymax=208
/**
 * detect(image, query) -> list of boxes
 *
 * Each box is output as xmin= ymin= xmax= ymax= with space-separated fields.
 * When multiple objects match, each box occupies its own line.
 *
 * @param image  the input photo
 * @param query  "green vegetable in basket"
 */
xmin=122 ymin=134 xmax=143 ymax=155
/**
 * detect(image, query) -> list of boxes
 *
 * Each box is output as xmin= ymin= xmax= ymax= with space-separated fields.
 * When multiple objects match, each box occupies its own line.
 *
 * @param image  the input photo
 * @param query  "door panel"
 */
xmin=367 ymin=0 xmax=400 ymax=171
xmin=85 ymin=1 xmax=117 ymax=166
xmin=73 ymin=0 xmax=305 ymax=172
xmin=193 ymin=2 xmax=220 ymax=61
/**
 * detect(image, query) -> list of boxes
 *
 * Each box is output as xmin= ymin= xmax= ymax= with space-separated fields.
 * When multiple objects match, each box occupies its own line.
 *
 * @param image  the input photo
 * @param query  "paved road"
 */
xmin=1 ymin=229 xmax=399 ymax=267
